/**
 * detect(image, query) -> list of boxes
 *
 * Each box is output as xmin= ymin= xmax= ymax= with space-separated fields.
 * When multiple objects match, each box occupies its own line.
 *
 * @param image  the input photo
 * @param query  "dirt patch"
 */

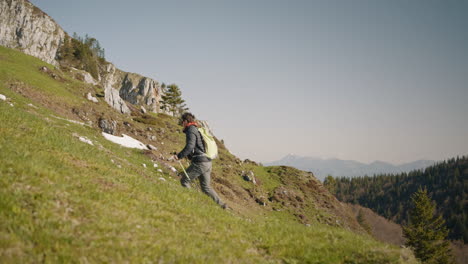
xmin=38 ymin=66 xmax=67 ymax=82
xmin=68 ymin=157 xmax=89 ymax=169
xmin=213 ymin=173 xmax=256 ymax=205
xmin=95 ymin=177 xmax=116 ymax=190
xmin=8 ymin=81 xmax=77 ymax=120
xmin=348 ymin=204 xmax=404 ymax=245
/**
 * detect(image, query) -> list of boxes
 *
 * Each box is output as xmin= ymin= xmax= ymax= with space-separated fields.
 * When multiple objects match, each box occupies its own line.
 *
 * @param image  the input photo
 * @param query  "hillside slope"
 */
xmin=0 ymin=46 xmax=419 ymax=263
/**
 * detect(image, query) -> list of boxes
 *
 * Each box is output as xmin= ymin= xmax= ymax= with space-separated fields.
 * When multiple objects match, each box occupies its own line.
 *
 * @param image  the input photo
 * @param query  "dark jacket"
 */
xmin=177 ymin=125 xmax=210 ymax=162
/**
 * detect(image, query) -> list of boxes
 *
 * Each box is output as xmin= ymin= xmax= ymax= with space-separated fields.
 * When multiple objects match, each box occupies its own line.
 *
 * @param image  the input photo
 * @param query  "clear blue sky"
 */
xmin=30 ymin=0 xmax=468 ymax=164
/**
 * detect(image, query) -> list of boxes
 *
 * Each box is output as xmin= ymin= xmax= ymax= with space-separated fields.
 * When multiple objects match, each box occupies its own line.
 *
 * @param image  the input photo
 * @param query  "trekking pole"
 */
xmin=178 ymin=160 xmax=190 ymax=181
xmin=178 ymin=160 xmax=201 ymax=191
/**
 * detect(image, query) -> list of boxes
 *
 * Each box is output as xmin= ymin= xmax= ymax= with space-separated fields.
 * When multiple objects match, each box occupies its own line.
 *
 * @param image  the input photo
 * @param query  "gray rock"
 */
xmin=99 ymin=118 xmax=117 ymax=135
xmin=242 ymin=171 xmax=257 ymax=185
xmin=86 ymin=92 xmax=98 ymax=103
xmin=147 ymin=144 xmax=157 ymax=151
xmin=99 ymin=64 xmax=169 ymax=115
xmin=0 ymin=0 xmax=65 ymax=66
xmin=72 ymin=68 xmax=98 ymax=85
xmin=146 ymin=134 xmax=157 ymax=141
xmin=102 ymin=64 xmax=131 ymax=114
xmin=255 ymin=196 xmax=267 ymax=206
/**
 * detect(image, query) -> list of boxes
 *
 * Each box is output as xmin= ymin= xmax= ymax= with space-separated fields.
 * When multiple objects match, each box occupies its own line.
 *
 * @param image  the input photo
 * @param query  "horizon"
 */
xmin=30 ymin=0 xmax=468 ymax=165
xmin=266 ymin=153 xmax=439 ymax=166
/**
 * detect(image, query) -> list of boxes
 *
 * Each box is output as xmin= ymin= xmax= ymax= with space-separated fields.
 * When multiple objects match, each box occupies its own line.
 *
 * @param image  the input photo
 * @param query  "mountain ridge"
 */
xmin=266 ymin=154 xmax=435 ymax=181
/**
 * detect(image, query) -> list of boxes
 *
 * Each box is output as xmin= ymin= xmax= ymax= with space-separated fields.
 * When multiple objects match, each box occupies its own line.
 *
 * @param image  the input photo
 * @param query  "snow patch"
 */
xmin=102 ymin=132 xmax=147 ymax=149
xmin=52 ymin=115 xmax=87 ymax=126
xmin=78 ymin=136 xmax=94 ymax=145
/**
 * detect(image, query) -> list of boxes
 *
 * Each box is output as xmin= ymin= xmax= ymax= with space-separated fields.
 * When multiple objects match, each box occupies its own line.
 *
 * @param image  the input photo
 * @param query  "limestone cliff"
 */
xmin=0 ymin=0 xmax=164 ymax=114
xmin=0 ymin=0 xmax=65 ymax=66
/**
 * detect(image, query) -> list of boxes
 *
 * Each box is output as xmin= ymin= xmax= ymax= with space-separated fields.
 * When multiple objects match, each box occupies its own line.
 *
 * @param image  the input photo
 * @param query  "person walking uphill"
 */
xmin=173 ymin=112 xmax=227 ymax=209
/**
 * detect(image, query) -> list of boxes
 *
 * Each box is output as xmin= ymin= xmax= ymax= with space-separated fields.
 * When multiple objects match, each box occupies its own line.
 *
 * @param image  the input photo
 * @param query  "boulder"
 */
xmin=71 ymin=68 xmax=99 ymax=85
xmin=99 ymin=118 xmax=117 ymax=135
xmin=147 ymin=144 xmax=157 ymax=151
xmin=242 ymin=171 xmax=257 ymax=185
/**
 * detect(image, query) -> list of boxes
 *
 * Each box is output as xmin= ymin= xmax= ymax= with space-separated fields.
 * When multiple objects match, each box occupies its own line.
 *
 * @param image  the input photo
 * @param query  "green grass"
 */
xmin=0 ymin=47 xmax=83 ymax=105
xmin=0 ymin=46 xmax=418 ymax=263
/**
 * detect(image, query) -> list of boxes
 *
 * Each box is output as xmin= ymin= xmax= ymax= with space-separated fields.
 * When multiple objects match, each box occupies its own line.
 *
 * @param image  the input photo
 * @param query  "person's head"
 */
xmin=179 ymin=112 xmax=195 ymax=126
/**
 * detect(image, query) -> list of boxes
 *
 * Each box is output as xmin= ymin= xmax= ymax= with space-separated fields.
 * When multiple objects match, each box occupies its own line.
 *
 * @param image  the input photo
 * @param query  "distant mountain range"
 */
xmin=265 ymin=154 xmax=435 ymax=181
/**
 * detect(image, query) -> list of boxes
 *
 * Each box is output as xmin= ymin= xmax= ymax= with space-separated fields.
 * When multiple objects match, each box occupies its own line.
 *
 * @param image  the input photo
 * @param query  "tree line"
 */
xmin=328 ymin=156 xmax=467 ymax=243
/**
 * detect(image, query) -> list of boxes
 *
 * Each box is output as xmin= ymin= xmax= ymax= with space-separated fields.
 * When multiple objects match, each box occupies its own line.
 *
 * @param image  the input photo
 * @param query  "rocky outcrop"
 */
xmin=118 ymin=72 xmax=162 ymax=113
xmin=99 ymin=63 xmax=163 ymax=114
xmin=0 ymin=0 xmax=65 ymax=66
xmin=71 ymin=68 xmax=99 ymax=85
xmin=101 ymin=63 xmax=131 ymax=114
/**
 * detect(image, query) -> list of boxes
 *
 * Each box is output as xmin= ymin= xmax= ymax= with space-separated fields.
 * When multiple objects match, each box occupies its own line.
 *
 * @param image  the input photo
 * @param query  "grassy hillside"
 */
xmin=0 ymin=46 xmax=417 ymax=263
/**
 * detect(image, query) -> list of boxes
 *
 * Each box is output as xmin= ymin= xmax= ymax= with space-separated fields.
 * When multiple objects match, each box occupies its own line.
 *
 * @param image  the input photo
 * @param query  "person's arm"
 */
xmin=177 ymin=129 xmax=196 ymax=159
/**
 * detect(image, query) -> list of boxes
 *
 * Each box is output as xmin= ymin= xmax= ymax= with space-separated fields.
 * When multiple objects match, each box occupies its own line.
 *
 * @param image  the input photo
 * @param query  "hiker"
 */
xmin=173 ymin=112 xmax=226 ymax=209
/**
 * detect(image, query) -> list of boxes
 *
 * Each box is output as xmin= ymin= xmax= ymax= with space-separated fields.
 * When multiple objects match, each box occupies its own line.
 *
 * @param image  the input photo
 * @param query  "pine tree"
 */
xmin=159 ymin=84 xmax=188 ymax=117
xmin=403 ymin=187 xmax=453 ymax=264
xmin=323 ymin=175 xmax=336 ymax=195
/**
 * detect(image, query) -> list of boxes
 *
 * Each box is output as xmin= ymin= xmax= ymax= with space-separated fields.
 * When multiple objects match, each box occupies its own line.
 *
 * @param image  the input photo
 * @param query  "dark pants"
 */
xmin=180 ymin=161 xmax=224 ymax=206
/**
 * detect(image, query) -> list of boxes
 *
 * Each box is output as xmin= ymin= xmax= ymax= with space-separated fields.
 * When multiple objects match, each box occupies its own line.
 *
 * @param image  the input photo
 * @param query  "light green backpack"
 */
xmin=198 ymin=127 xmax=218 ymax=160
